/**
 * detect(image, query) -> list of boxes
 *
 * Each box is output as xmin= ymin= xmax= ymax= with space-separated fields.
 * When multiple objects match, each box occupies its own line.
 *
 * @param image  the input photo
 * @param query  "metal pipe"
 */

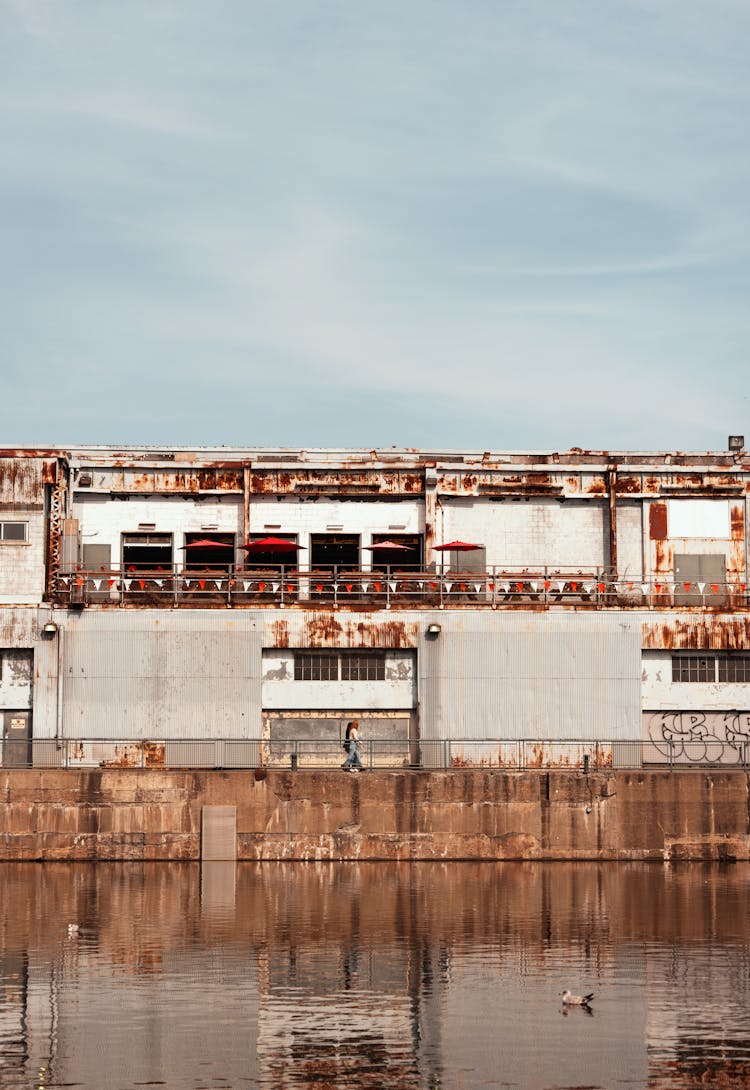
xmin=608 ymin=463 xmax=618 ymax=581
xmin=55 ymin=625 xmax=64 ymax=749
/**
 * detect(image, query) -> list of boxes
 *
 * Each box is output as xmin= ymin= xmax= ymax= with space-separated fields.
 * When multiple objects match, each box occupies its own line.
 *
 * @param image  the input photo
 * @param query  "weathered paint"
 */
xmin=1 ymin=769 xmax=748 ymax=862
xmin=642 ymin=614 xmax=750 ymax=649
xmin=649 ymin=502 xmax=668 ymax=540
xmin=0 ymin=457 xmax=45 ymax=507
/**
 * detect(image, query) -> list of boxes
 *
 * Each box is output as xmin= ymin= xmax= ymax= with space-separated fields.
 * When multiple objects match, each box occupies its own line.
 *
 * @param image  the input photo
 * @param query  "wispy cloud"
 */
xmin=1 ymin=1 xmax=748 ymax=449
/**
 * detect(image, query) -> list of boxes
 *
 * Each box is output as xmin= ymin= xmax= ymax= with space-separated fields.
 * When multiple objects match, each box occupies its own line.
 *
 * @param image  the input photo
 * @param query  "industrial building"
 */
xmin=1 ymin=444 xmax=749 ymax=769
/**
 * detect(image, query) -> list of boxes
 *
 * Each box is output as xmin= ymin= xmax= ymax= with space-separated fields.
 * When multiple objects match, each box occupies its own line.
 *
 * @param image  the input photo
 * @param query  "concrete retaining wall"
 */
xmin=1 ymin=769 xmax=748 ymax=862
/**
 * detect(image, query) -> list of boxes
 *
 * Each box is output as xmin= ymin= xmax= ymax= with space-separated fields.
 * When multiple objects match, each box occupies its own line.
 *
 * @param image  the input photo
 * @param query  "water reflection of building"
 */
xmin=1 ymin=862 xmax=749 ymax=1089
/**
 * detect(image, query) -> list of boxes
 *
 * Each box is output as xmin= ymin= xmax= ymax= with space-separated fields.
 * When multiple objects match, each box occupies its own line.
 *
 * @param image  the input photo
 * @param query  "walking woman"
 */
xmin=342 ymin=719 xmax=363 ymax=772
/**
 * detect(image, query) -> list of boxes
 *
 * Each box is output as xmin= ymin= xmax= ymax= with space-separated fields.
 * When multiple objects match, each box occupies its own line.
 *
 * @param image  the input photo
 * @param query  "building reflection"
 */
xmin=0 ymin=862 xmax=749 ymax=1088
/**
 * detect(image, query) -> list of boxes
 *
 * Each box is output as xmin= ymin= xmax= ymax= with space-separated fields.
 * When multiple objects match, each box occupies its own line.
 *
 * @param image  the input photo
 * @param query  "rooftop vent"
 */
xmin=728 ymin=435 xmax=745 ymax=451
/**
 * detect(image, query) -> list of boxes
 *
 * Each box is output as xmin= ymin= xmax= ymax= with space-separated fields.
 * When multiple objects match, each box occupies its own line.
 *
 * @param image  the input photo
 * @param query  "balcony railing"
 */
xmin=2 ymin=737 xmax=749 ymax=770
xmin=51 ymin=566 xmax=750 ymax=609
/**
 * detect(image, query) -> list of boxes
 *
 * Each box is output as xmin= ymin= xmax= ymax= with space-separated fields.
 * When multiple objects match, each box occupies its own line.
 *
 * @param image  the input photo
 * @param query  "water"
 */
xmin=1 ymin=862 xmax=749 ymax=1090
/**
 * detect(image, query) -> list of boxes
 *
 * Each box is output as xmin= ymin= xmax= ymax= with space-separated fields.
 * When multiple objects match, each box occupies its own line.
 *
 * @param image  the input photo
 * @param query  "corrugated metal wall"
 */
xmin=40 ymin=608 xmax=642 ymax=742
xmin=59 ymin=612 xmax=264 ymax=738
xmin=418 ymin=612 xmax=641 ymax=741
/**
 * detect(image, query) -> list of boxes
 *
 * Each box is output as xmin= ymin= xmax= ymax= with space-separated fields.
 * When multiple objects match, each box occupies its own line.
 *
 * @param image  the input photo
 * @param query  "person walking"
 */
xmin=342 ymin=719 xmax=363 ymax=772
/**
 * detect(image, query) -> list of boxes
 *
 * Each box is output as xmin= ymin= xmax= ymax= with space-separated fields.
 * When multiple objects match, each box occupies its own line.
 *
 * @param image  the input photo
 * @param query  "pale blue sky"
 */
xmin=2 ymin=1 xmax=749 ymax=450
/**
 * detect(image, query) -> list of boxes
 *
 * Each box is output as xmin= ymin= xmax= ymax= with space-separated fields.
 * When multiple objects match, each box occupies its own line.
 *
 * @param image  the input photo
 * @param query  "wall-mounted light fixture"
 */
xmin=41 ymin=622 xmax=59 ymax=637
xmin=426 ymin=623 xmax=441 ymax=636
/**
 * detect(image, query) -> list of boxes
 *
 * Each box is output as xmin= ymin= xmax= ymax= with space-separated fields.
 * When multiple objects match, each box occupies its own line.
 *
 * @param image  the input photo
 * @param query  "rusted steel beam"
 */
xmin=608 ymin=464 xmax=618 ymax=581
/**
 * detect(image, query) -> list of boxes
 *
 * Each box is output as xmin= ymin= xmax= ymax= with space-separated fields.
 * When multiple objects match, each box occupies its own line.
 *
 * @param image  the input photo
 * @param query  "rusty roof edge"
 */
xmin=2 ymin=447 xmax=749 ymax=473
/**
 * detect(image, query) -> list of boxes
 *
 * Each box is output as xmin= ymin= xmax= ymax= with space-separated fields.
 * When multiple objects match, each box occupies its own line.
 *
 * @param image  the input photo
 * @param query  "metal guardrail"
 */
xmin=52 ymin=567 xmax=750 ymax=609
xmin=2 ymin=738 xmax=748 ymax=770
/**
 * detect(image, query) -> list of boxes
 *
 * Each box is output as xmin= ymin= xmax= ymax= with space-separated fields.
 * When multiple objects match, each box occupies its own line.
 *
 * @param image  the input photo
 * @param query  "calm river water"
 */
xmin=1 ymin=861 xmax=749 ymax=1090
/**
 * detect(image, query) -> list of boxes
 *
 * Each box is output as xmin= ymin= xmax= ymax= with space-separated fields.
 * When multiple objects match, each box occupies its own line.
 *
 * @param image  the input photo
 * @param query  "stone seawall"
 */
xmin=1 ymin=769 xmax=749 ymax=862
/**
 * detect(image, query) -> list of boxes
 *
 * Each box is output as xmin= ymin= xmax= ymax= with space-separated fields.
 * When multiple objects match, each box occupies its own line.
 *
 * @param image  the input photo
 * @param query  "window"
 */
xmin=294 ymin=651 xmax=386 ymax=681
xmin=341 ymin=653 xmax=386 ymax=681
xmin=718 ymin=656 xmax=750 ymax=683
xmin=294 ymin=653 xmax=339 ymax=681
xmin=673 ymin=653 xmax=750 ymax=682
xmin=310 ymin=534 xmax=360 ymax=571
xmin=122 ymin=532 xmax=173 ymax=572
xmin=0 ymin=521 xmax=28 ymax=543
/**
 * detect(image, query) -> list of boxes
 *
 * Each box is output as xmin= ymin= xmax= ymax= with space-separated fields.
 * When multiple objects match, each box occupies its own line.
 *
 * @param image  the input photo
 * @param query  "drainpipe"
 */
xmin=607 ymin=463 xmax=618 ymax=581
xmin=745 ymin=490 xmax=749 ymax=584
xmin=242 ymin=465 xmax=251 ymax=545
xmin=55 ymin=625 xmax=64 ymax=749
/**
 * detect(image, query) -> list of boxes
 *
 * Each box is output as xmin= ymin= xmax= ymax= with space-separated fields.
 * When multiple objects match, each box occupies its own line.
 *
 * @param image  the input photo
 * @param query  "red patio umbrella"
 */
xmin=363 ymin=540 xmax=415 ymax=550
xmin=433 ymin=540 xmax=482 ymax=551
xmin=240 ymin=537 xmax=305 ymax=554
xmin=180 ymin=539 xmax=234 ymax=549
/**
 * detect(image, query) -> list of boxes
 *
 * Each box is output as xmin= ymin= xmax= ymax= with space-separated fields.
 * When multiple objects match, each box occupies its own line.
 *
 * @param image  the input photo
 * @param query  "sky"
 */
xmin=1 ymin=0 xmax=749 ymax=452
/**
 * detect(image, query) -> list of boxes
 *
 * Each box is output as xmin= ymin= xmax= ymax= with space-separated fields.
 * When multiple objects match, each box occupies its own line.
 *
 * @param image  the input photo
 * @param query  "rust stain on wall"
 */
xmin=306 ymin=614 xmax=344 ymax=645
xmin=730 ymin=504 xmax=744 ymax=539
xmin=0 ymin=457 xmax=45 ymax=506
xmin=271 ymin=619 xmax=290 ymax=647
xmin=348 ymin=620 xmax=419 ymax=648
xmin=616 ymin=476 xmax=641 ymax=494
xmin=653 ymin=539 xmax=673 ymax=576
xmin=586 ymin=478 xmax=606 ymax=495
xmin=649 ymin=502 xmax=668 ymax=540
xmin=643 ymin=617 xmax=750 ymax=650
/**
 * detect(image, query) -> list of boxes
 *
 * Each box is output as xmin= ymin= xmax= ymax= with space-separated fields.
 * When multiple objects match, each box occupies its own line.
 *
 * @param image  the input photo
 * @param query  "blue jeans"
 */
xmin=343 ymin=740 xmax=362 ymax=770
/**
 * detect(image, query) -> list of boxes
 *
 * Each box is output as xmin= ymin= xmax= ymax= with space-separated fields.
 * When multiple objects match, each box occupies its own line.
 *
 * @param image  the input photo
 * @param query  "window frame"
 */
xmin=0 ymin=521 xmax=29 ymax=543
xmin=293 ymin=650 xmax=387 ymax=682
xmin=672 ymin=653 xmax=750 ymax=683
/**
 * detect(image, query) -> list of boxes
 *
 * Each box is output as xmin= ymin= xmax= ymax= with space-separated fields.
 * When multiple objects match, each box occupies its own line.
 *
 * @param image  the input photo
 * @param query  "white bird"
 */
xmin=562 ymin=989 xmax=594 ymax=1006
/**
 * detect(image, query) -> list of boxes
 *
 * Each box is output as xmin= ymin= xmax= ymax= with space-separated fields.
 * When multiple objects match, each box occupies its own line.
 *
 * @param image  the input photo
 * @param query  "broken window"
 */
xmin=122 ymin=533 xmax=173 ymax=573
xmin=672 ymin=654 xmax=714 ymax=682
xmin=0 ymin=521 xmax=28 ymax=543
xmin=310 ymin=534 xmax=360 ymax=571
xmin=671 ymin=653 xmax=750 ymax=682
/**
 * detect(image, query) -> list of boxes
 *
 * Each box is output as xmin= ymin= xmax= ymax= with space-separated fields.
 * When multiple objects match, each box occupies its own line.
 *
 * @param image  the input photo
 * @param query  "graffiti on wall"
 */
xmin=645 ymin=711 xmax=750 ymax=764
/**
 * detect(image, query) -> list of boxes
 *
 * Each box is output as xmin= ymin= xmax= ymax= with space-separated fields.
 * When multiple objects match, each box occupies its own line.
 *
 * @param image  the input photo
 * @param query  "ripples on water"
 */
xmin=1 ymin=862 xmax=749 ymax=1089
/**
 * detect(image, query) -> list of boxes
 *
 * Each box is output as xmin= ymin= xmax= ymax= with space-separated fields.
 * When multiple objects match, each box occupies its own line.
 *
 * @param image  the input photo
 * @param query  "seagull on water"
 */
xmin=562 ymin=989 xmax=594 ymax=1006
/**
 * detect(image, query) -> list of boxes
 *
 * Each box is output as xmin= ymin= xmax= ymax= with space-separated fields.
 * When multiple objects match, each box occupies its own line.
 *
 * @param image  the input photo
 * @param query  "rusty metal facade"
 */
xmin=1 ymin=447 xmax=750 ymax=759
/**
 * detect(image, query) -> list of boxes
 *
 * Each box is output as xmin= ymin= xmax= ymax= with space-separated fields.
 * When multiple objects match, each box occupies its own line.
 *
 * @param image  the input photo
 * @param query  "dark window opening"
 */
xmin=243 ymin=534 xmax=299 ymax=573
xmin=122 ymin=533 xmax=173 ymax=573
xmin=369 ymin=534 xmax=423 ymax=573
xmin=183 ymin=533 xmax=235 ymax=570
xmin=310 ymin=534 xmax=360 ymax=572
xmin=718 ymin=655 xmax=750 ymax=683
xmin=0 ymin=521 xmax=28 ymax=543
xmin=341 ymin=652 xmax=386 ymax=681
xmin=294 ymin=652 xmax=339 ymax=681
xmin=293 ymin=650 xmax=386 ymax=681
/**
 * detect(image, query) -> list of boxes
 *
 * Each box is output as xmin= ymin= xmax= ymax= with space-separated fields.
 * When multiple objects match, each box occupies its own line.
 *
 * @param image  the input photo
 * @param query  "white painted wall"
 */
xmin=0 ymin=512 xmax=47 ymax=603
xmin=74 ymin=494 xmax=244 ymax=567
xmin=0 ymin=649 xmax=33 ymax=708
xmin=261 ymin=649 xmax=416 ymax=710
xmin=641 ymin=651 xmax=750 ymax=709
xmin=667 ymin=500 xmax=730 ymax=538
xmin=437 ymin=498 xmax=608 ymax=569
